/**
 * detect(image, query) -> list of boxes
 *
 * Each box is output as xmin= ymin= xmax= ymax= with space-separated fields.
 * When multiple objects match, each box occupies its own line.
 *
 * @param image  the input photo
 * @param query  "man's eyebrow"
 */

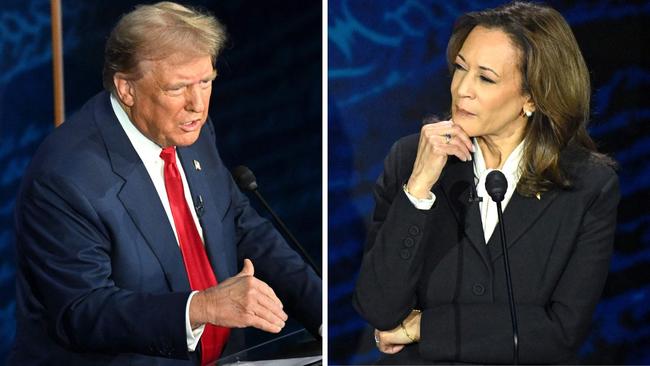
xmin=165 ymin=71 xmax=217 ymax=89
xmin=205 ymin=70 xmax=217 ymax=80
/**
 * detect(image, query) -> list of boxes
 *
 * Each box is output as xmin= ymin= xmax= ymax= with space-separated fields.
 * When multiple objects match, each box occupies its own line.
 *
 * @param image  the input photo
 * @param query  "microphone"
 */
xmin=468 ymin=151 xmax=483 ymax=203
xmin=485 ymin=170 xmax=519 ymax=364
xmin=232 ymin=165 xmax=322 ymax=278
xmin=194 ymin=195 xmax=205 ymax=218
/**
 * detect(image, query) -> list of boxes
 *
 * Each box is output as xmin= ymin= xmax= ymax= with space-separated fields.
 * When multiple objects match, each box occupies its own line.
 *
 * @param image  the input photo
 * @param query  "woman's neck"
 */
xmin=477 ymin=129 xmax=526 ymax=170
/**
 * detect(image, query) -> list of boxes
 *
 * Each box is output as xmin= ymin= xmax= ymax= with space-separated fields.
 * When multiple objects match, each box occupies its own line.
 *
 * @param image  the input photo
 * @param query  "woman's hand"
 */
xmin=375 ymin=310 xmax=422 ymax=354
xmin=407 ymin=120 xmax=473 ymax=198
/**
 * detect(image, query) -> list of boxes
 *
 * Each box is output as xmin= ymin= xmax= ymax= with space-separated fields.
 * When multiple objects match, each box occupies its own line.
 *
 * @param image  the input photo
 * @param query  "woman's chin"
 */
xmin=452 ymin=119 xmax=478 ymax=137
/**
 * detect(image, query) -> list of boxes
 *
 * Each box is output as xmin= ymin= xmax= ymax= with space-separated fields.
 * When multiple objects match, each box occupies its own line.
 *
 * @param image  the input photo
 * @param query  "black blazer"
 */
xmin=354 ymin=134 xmax=619 ymax=364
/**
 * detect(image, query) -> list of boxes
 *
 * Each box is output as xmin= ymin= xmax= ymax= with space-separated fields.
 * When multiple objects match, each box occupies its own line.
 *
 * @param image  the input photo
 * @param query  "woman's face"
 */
xmin=450 ymin=26 xmax=533 ymax=140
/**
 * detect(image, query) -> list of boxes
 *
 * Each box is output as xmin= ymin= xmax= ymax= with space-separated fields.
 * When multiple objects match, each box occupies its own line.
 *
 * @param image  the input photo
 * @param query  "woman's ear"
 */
xmin=523 ymin=95 xmax=536 ymax=117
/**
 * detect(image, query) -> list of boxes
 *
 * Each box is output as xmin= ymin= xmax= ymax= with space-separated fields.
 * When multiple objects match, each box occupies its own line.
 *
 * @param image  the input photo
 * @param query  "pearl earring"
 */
xmin=525 ymin=110 xmax=533 ymax=117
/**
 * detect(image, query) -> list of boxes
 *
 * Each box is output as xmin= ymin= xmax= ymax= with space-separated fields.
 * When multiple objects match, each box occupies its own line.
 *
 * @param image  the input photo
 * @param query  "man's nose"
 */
xmin=186 ymin=85 xmax=205 ymax=112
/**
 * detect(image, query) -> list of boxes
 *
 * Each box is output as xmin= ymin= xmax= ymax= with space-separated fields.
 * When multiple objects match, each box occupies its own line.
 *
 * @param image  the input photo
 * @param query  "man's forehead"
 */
xmin=142 ymin=54 xmax=215 ymax=81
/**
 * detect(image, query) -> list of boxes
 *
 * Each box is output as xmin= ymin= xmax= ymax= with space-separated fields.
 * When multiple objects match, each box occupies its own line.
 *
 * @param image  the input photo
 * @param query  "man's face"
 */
xmin=119 ymin=54 xmax=216 ymax=147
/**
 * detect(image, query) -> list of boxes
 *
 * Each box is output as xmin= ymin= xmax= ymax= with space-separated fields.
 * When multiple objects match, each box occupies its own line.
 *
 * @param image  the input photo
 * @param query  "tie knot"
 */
xmin=160 ymin=147 xmax=176 ymax=164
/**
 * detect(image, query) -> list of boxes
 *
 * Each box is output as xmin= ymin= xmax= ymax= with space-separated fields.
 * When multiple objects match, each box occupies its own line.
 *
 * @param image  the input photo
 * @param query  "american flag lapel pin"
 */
xmin=193 ymin=160 xmax=202 ymax=171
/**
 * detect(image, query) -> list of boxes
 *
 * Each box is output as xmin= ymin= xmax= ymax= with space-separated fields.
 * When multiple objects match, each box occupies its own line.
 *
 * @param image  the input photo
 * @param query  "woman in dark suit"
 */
xmin=353 ymin=2 xmax=619 ymax=364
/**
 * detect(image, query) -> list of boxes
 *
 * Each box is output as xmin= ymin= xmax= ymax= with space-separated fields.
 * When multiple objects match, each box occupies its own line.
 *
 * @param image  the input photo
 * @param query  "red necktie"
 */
xmin=160 ymin=147 xmax=229 ymax=365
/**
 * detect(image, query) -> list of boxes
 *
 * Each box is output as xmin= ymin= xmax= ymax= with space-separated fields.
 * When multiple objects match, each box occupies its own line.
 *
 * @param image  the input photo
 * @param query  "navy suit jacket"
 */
xmin=10 ymin=92 xmax=321 ymax=365
xmin=354 ymin=134 xmax=619 ymax=364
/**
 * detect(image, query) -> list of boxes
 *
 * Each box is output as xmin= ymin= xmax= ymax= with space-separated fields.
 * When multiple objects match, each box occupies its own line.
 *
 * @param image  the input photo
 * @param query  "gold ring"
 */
xmin=444 ymin=134 xmax=452 ymax=144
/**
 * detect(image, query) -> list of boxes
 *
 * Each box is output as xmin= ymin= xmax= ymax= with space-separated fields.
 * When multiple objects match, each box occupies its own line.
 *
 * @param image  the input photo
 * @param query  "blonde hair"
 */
xmin=447 ymin=1 xmax=613 ymax=196
xmin=102 ymin=1 xmax=226 ymax=92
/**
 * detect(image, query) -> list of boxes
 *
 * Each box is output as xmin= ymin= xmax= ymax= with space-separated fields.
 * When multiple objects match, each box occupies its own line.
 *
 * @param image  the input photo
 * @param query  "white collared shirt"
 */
xmin=110 ymin=94 xmax=205 ymax=351
xmin=404 ymin=137 xmax=525 ymax=244
xmin=473 ymin=138 xmax=524 ymax=243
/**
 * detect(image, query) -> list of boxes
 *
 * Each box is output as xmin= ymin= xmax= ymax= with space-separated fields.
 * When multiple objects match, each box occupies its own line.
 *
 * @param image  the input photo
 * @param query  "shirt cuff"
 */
xmin=403 ymin=184 xmax=436 ymax=210
xmin=186 ymin=290 xmax=206 ymax=352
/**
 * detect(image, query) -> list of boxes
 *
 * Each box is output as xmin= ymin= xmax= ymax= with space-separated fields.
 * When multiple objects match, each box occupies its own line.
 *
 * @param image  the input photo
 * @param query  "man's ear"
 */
xmin=114 ymin=73 xmax=135 ymax=107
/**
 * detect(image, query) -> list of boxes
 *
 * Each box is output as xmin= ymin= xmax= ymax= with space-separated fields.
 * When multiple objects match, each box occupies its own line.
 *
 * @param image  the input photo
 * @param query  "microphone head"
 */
xmin=485 ymin=170 xmax=508 ymax=203
xmin=232 ymin=165 xmax=258 ymax=191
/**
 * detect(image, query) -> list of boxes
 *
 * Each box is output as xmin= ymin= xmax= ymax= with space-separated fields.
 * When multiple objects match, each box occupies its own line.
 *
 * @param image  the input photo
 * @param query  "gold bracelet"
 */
xmin=401 ymin=321 xmax=418 ymax=342
xmin=401 ymin=309 xmax=421 ymax=342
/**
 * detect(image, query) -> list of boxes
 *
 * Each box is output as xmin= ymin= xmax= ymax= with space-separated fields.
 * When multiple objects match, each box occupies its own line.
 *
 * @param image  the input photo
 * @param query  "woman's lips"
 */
xmin=455 ymin=106 xmax=476 ymax=118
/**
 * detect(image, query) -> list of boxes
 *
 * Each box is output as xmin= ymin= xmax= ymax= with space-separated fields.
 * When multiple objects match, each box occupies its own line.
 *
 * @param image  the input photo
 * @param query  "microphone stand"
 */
xmin=486 ymin=170 xmax=519 ymax=364
xmin=251 ymin=189 xmax=322 ymax=278
xmin=495 ymin=200 xmax=519 ymax=364
xmin=232 ymin=165 xmax=321 ymax=278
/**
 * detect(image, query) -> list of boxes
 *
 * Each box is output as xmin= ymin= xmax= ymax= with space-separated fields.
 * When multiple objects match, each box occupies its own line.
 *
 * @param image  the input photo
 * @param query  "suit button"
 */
xmin=472 ymin=283 xmax=485 ymax=296
xmin=400 ymin=249 xmax=411 ymax=259
xmin=408 ymin=225 xmax=420 ymax=236
xmin=403 ymin=237 xmax=415 ymax=247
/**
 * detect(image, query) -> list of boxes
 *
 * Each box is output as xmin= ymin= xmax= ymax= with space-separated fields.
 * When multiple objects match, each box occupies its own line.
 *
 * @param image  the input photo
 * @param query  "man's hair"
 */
xmin=102 ymin=1 xmax=226 ymax=93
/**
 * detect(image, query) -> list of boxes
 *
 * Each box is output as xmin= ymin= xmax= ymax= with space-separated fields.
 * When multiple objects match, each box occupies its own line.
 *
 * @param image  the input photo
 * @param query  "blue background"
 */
xmin=328 ymin=0 xmax=649 ymax=364
xmin=0 ymin=0 xmax=321 ymax=362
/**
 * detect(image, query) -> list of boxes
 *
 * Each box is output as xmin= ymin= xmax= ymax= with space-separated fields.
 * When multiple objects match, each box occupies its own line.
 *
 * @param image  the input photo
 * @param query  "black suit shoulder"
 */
xmin=560 ymin=144 xmax=618 ymax=190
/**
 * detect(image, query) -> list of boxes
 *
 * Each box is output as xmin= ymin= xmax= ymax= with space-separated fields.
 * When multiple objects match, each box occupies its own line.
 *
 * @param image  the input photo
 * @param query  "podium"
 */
xmin=217 ymin=328 xmax=321 ymax=366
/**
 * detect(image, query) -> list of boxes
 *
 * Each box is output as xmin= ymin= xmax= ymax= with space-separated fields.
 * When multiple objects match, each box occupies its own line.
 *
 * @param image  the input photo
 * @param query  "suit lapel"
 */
xmin=439 ymin=159 xmax=492 ymax=272
xmin=177 ymin=144 xmax=236 ymax=281
xmin=93 ymin=93 xmax=190 ymax=292
xmin=434 ymin=145 xmax=563 ymax=265
xmin=487 ymin=189 xmax=559 ymax=261
xmin=117 ymin=170 xmax=191 ymax=291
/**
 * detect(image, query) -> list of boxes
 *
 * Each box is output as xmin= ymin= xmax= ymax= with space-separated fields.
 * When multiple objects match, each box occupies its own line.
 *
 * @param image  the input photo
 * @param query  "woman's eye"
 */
xmin=453 ymin=63 xmax=465 ymax=71
xmin=480 ymin=76 xmax=495 ymax=84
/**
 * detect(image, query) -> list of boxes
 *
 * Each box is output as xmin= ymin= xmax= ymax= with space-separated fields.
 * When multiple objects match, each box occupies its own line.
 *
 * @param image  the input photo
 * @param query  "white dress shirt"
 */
xmin=404 ymin=137 xmax=525 ymax=243
xmin=110 ymin=94 xmax=205 ymax=351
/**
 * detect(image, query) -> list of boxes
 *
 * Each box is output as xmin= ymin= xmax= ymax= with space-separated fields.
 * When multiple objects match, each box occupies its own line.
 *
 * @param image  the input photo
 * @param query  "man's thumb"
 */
xmin=237 ymin=258 xmax=254 ymax=277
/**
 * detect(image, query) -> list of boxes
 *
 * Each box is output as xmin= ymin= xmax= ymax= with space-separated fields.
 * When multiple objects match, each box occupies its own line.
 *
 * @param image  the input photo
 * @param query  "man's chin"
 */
xmin=172 ymin=132 xmax=202 ymax=147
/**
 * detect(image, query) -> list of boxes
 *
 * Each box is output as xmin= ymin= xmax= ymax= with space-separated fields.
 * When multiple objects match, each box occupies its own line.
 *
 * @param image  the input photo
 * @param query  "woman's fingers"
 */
xmin=422 ymin=120 xmax=473 ymax=160
xmin=446 ymin=122 xmax=474 ymax=152
xmin=408 ymin=119 xmax=473 ymax=196
xmin=439 ymin=137 xmax=472 ymax=162
xmin=375 ymin=330 xmax=405 ymax=354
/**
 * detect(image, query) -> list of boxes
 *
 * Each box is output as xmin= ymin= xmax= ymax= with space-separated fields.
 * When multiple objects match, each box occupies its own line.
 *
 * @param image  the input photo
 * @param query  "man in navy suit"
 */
xmin=10 ymin=2 xmax=321 ymax=365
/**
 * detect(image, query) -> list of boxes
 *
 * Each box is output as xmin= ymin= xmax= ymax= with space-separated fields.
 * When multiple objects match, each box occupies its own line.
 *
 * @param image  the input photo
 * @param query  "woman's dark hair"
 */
xmin=447 ymin=1 xmax=614 ymax=196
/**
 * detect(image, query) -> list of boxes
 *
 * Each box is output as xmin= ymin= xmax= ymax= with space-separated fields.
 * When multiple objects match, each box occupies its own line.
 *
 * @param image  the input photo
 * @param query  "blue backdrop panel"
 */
xmin=0 ymin=0 xmax=321 ymax=362
xmin=328 ymin=0 xmax=649 ymax=364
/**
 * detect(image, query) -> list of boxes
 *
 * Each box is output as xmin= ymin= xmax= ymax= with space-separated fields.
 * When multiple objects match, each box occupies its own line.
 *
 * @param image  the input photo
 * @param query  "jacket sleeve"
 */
xmin=418 ymin=170 xmax=620 ymax=364
xmin=353 ymin=138 xmax=441 ymax=330
xmin=15 ymin=174 xmax=192 ymax=360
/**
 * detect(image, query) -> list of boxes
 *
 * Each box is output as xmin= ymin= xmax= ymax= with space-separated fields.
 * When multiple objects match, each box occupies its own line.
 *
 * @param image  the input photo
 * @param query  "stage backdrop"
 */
xmin=328 ymin=0 xmax=649 ymax=364
xmin=0 ymin=0 xmax=321 ymax=362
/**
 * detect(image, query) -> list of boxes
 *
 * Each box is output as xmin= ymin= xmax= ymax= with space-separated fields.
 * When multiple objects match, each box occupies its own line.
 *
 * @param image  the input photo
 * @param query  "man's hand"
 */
xmin=375 ymin=310 xmax=422 ymax=354
xmin=189 ymin=259 xmax=288 ymax=333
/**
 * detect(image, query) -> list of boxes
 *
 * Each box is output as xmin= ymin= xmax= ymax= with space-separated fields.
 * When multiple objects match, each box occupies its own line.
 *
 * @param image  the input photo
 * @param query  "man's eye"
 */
xmin=166 ymin=86 xmax=184 ymax=95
